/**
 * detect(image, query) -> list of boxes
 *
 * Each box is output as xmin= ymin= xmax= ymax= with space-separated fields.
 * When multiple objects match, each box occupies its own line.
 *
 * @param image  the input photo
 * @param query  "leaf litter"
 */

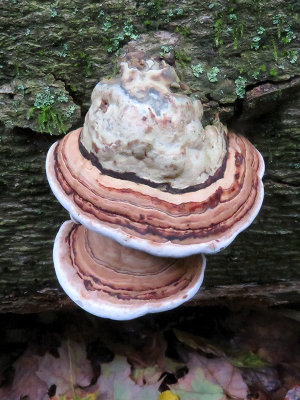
xmin=0 ymin=306 xmax=299 ymax=400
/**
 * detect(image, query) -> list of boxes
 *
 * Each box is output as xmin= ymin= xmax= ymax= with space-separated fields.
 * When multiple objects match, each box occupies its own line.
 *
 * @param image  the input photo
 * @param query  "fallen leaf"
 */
xmin=131 ymin=365 xmax=162 ymax=386
xmin=174 ymin=329 xmax=266 ymax=369
xmin=0 ymin=351 xmax=48 ymax=400
xmin=94 ymin=355 xmax=161 ymax=400
xmin=284 ymin=386 xmax=300 ymax=400
xmin=228 ymin=311 xmax=300 ymax=365
xmin=36 ymin=340 xmax=94 ymax=397
xmin=104 ymin=327 xmax=167 ymax=369
xmin=243 ymin=367 xmax=281 ymax=393
xmin=173 ymin=329 xmax=226 ymax=358
xmin=172 ymin=368 xmax=224 ymax=400
xmin=170 ymin=351 xmax=248 ymax=400
xmin=131 ymin=357 xmax=185 ymax=386
xmin=231 ymin=352 xmax=267 ymax=369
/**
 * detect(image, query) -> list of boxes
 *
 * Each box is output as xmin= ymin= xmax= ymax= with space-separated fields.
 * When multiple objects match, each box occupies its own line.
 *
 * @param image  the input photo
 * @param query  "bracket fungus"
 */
xmin=54 ymin=221 xmax=205 ymax=320
xmin=46 ymin=57 xmax=265 ymax=319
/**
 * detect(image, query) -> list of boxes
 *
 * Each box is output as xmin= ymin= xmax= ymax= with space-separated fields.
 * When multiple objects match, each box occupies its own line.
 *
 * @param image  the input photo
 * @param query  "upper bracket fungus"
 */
xmin=46 ymin=58 xmax=264 ymax=258
xmin=46 ymin=55 xmax=264 ymax=319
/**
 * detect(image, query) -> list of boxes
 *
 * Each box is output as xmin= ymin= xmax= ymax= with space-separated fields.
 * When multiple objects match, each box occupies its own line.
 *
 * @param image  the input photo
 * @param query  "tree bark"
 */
xmin=0 ymin=0 xmax=299 ymax=312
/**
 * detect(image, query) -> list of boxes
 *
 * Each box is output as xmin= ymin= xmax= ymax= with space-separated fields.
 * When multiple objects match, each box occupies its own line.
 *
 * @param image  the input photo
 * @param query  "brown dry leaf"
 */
xmin=170 ymin=351 xmax=248 ymax=400
xmin=173 ymin=329 xmax=226 ymax=358
xmin=228 ymin=311 xmax=300 ymax=366
xmin=104 ymin=327 xmax=167 ymax=369
xmin=36 ymin=339 xmax=93 ymax=397
xmin=0 ymin=351 xmax=48 ymax=400
xmin=173 ymin=328 xmax=267 ymax=371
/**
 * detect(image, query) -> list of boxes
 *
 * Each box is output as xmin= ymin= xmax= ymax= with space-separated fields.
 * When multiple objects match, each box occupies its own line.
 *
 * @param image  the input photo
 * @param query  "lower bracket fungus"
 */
xmin=46 ymin=55 xmax=265 ymax=319
xmin=54 ymin=221 xmax=205 ymax=320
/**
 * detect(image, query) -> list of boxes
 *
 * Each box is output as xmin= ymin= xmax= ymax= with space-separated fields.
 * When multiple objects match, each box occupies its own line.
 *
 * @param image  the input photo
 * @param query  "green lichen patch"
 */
xmin=27 ymin=87 xmax=67 ymax=134
xmin=107 ymin=20 xmax=138 ymax=54
xmin=137 ymin=0 xmax=164 ymax=30
xmin=0 ymin=77 xmax=81 ymax=135
xmin=160 ymin=45 xmax=173 ymax=56
xmin=26 ymin=85 xmax=81 ymax=135
xmin=207 ymin=67 xmax=220 ymax=83
xmin=234 ymin=76 xmax=247 ymax=99
xmin=191 ymin=63 xmax=204 ymax=78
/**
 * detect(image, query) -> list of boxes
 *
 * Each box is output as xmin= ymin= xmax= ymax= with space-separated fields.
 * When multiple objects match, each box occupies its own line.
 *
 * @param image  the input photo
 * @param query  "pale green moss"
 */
xmin=57 ymin=93 xmax=69 ymax=103
xmin=251 ymin=36 xmax=261 ymax=50
xmin=56 ymin=43 xmax=68 ymax=58
xmin=191 ymin=63 xmax=204 ymax=78
xmin=235 ymin=76 xmax=247 ymax=98
xmin=207 ymin=67 xmax=220 ymax=82
xmin=107 ymin=20 xmax=138 ymax=53
xmin=287 ymin=50 xmax=298 ymax=64
xmin=269 ymin=67 xmax=278 ymax=77
xmin=257 ymin=26 xmax=265 ymax=35
xmin=214 ymin=18 xmax=224 ymax=48
xmin=175 ymin=51 xmax=191 ymax=69
xmin=16 ymin=84 xmax=25 ymax=96
xmin=176 ymin=7 xmax=184 ymax=15
xmin=102 ymin=18 xmax=112 ymax=32
xmin=65 ymin=105 xmax=76 ymax=118
xmin=33 ymin=87 xmax=55 ymax=109
xmin=139 ymin=0 xmax=164 ymax=29
xmin=160 ymin=45 xmax=173 ymax=56
xmin=272 ymin=39 xmax=278 ymax=61
xmin=50 ymin=4 xmax=57 ymax=18
xmin=282 ymin=26 xmax=296 ymax=44
xmin=27 ymin=87 xmax=68 ymax=134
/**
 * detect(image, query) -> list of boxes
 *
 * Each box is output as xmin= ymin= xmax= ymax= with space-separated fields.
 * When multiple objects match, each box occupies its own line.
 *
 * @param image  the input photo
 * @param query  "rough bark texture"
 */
xmin=0 ymin=0 xmax=299 ymax=313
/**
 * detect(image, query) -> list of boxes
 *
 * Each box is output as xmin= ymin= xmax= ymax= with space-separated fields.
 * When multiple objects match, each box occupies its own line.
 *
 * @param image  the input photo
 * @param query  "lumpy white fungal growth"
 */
xmin=80 ymin=59 xmax=227 ymax=189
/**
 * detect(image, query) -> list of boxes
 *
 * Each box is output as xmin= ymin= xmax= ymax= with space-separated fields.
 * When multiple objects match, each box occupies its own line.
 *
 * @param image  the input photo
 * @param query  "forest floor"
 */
xmin=0 ymin=305 xmax=299 ymax=400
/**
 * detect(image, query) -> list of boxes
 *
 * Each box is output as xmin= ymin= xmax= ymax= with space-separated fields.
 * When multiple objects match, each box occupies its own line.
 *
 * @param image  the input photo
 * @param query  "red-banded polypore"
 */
xmin=54 ymin=221 xmax=205 ymax=320
xmin=46 ymin=57 xmax=264 ymax=319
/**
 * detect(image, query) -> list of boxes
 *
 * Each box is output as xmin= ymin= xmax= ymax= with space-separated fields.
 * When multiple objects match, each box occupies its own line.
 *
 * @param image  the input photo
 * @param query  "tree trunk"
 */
xmin=0 ymin=0 xmax=299 ymax=312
